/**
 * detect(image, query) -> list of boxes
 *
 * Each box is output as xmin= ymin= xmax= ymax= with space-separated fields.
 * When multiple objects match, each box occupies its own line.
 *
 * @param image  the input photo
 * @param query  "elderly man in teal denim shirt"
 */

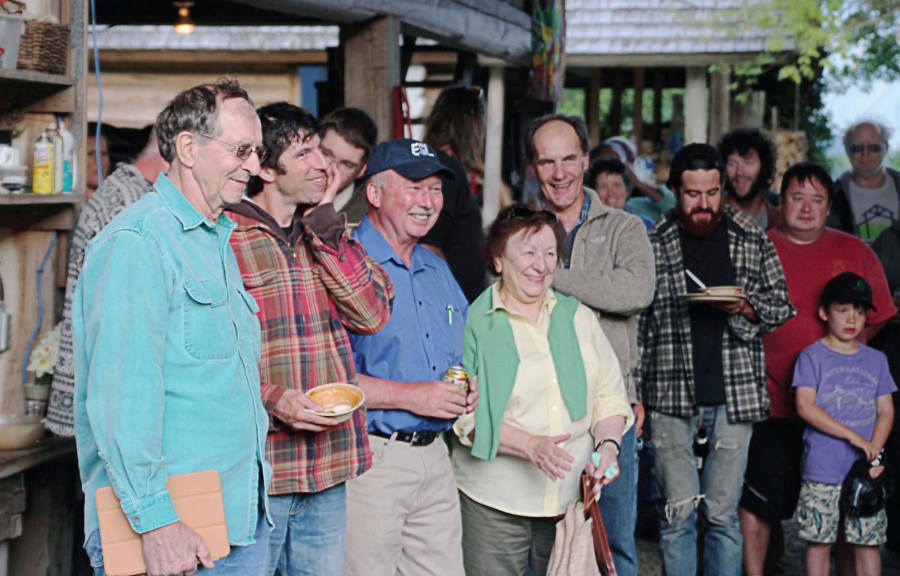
xmin=74 ymin=80 xmax=272 ymax=576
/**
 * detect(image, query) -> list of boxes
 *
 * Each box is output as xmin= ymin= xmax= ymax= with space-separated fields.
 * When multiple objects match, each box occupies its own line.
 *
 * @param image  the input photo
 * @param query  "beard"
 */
xmin=725 ymin=178 xmax=764 ymax=205
xmin=676 ymin=202 xmax=723 ymax=237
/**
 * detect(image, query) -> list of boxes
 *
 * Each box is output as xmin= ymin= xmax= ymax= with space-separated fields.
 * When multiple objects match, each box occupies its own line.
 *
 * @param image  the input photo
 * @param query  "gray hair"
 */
xmin=155 ymin=78 xmax=254 ymax=163
xmin=843 ymin=119 xmax=892 ymax=152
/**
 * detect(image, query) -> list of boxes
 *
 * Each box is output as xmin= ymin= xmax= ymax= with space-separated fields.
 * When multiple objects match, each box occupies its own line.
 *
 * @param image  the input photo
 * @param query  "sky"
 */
xmin=822 ymin=79 xmax=900 ymax=156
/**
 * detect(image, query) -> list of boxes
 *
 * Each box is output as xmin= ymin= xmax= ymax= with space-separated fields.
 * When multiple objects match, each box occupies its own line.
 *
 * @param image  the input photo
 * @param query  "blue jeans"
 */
xmin=86 ymin=505 xmax=270 ymax=576
xmin=650 ymin=405 xmax=752 ymax=576
xmin=266 ymin=484 xmax=346 ymax=576
xmin=599 ymin=424 xmax=638 ymax=576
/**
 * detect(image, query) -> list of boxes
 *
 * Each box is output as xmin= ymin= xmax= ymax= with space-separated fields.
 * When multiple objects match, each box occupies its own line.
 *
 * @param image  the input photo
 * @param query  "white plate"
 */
xmin=680 ymin=293 xmax=744 ymax=303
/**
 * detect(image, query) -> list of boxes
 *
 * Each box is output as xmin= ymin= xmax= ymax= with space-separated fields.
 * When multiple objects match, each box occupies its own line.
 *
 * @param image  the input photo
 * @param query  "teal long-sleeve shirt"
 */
xmin=74 ymin=174 xmax=271 ymax=545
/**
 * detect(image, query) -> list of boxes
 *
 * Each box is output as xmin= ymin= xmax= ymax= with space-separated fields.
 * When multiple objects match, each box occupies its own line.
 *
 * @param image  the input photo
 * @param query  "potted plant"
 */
xmin=24 ymin=323 xmax=60 ymax=400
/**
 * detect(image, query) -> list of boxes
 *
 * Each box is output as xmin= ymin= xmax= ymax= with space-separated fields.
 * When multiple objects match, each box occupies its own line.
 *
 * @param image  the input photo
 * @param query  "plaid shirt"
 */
xmin=228 ymin=200 xmax=394 ymax=495
xmin=638 ymin=206 xmax=794 ymax=423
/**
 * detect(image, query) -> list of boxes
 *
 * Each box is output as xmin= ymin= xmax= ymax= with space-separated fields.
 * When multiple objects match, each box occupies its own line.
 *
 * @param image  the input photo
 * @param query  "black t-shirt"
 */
xmin=679 ymin=220 xmax=735 ymax=406
xmin=421 ymin=150 xmax=486 ymax=302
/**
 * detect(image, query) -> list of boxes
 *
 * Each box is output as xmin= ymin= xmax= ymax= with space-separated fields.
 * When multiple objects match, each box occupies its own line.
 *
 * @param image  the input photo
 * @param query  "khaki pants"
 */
xmin=459 ymin=491 xmax=557 ymax=576
xmin=344 ymin=434 xmax=464 ymax=576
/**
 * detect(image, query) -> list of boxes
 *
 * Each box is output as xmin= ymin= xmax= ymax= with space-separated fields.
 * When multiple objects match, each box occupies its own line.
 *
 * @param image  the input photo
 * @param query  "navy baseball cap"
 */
xmin=363 ymin=139 xmax=456 ymax=181
xmin=821 ymin=272 xmax=877 ymax=311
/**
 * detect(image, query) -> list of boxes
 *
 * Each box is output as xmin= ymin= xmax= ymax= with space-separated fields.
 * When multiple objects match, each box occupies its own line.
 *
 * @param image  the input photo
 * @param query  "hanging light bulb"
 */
xmin=173 ymin=1 xmax=196 ymax=35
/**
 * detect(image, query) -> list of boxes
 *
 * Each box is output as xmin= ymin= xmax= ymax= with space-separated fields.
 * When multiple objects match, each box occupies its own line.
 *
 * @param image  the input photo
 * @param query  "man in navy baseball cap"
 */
xmin=344 ymin=137 xmax=474 ymax=575
xmin=363 ymin=138 xmax=456 ymax=181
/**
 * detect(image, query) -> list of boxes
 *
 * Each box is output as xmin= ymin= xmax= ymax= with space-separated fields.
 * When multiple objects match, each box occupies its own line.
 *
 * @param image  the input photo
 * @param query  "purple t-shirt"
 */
xmin=792 ymin=340 xmax=897 ymax=484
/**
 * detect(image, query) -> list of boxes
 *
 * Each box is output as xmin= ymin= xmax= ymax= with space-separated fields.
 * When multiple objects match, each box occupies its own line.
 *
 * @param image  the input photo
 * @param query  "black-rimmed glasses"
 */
xmin=197 ymin=133 xmax=267 ymax=163
xmin=848 ymin=143 xmax=885 ymax=155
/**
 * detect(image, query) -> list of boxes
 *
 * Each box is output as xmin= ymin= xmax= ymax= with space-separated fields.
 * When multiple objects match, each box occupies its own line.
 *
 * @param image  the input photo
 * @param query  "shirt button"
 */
xmin=338 ymin=255 xmax=346 ymax=262
xmin=132 ymin=516 xmax=139 ymax=523
xmin=552 ymin=406 xmax=559 ymax=411
xmin=551 ymin=378 xmax=558 ymax=384
xmin=425 ymin=334 xmax=430 ymax=338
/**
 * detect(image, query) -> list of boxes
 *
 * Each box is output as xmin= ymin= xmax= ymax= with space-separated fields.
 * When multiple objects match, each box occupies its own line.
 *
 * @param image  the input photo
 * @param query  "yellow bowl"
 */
xmin=307 ymin=383 xmax=365 ymax=424
xmin=0 ymin=414 xmax=45 ymax=451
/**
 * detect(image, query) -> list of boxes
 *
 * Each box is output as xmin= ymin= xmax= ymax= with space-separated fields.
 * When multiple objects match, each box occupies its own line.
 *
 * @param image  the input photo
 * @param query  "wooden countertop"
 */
xmin=0 ymin=437 xmax=76 ymax=480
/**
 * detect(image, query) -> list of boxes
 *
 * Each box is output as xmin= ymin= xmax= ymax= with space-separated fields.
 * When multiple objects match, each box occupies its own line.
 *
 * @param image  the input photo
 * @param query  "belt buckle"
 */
xmin=410 ymin=431 xmax=430 ymax=446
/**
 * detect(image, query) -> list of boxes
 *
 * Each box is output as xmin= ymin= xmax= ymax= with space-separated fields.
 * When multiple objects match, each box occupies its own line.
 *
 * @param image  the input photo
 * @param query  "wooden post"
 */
xmin=341 ymin=16 xmax=401 ymax=143
xmin=653 ymin=70 xmax=663 ymax=138
xmin=609 ymin=72 xmax=623 ymax=136
xmin=684 ymin=66 xmax=708 ymax=144
xmin=483 ymin=64 xmax=505 ymax=227
xmin=631 ymin=67 xmax=645 ymax=146
xmin=587 ymin=68 xmax=602 ymax=146
xmin=709 ymin=65 xmax=730 ymax=143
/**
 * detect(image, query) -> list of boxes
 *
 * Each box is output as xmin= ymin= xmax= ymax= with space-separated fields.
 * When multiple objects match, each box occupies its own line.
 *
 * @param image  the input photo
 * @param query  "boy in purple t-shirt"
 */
xmin=793 ymin=272 xmax=896 ymax=576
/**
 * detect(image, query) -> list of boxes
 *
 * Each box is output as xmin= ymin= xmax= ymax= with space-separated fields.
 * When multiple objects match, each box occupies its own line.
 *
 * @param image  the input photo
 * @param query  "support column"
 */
xmin=709 ymin=65 xmax=731 ymax=143
xmin=653 ymin=70 xmax=663 ymax=138
xmin=341 ymin=16 xmax=400 ymax=142
xmin=631 ymin=67 xmax=645 ymax=145
xmin=587 ymin=68 xmax=602 ymax=145
xmin=684 ymin=66 xmax=708 ymax=144
xmin=483 ymin=64 xmax=505 ymax=227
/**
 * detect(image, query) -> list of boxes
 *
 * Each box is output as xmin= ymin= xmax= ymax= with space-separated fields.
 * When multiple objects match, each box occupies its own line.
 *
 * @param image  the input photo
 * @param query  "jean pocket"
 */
xmin=84 ymin=529 xmax=105 ymax=570
xmin=183 ymin=278 xmax=238 ymax=359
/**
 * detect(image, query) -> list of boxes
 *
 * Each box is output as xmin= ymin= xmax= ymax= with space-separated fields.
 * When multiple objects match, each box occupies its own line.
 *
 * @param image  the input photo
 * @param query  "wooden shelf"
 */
xmin=0 ymin=193 xmax=82 ymax=205
xmin=0 ymin=437 xmax=75 ymax=480
xmin=0 ymin=68 xmax=75 ymax=87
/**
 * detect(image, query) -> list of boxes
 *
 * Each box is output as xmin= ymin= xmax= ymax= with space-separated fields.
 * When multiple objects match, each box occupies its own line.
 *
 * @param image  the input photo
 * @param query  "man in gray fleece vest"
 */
xmin=525 ymin=114 xmax=655 ymax=576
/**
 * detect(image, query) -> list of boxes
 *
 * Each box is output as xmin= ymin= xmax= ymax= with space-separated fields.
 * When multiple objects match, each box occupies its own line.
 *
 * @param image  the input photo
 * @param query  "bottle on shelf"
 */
xmin=57 ymin=116 xmax=75 ymax=193
xmin=48 ymin=122 xmax=63 ymax=194
xmin=32 ymin=128 xmax=55 ymax=194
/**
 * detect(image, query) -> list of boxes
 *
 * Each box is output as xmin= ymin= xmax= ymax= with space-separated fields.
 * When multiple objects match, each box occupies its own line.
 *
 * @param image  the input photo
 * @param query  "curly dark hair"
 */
xmin=155 ymin=78 xmax=253 ymax=163
xmin=246 ymin=102 xmax=320 ymax=196
xmin=484 ymin=204 xmax=566 ymax=275
xmin=717 ymin=128 xmax=777 ymax=192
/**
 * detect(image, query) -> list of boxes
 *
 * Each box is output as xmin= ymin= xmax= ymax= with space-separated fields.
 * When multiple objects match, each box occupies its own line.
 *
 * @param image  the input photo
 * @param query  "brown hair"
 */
xmin=484 ymin=204 xmax=566 ymax=275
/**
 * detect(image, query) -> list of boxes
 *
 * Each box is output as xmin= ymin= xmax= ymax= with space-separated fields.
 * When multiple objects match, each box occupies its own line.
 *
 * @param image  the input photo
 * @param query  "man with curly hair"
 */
xmin=718 ymin=127 xmax=781 ymax=230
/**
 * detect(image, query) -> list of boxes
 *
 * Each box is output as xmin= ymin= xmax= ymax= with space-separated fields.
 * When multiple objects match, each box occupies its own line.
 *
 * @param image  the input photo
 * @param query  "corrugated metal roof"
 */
xmin=566 ymin=0 xmax=793 ymax=56
xmin=91 ymin=25 xmax=339 ymax=51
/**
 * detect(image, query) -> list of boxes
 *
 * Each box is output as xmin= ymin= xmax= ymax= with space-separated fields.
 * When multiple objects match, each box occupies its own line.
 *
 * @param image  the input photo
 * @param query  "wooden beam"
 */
xmin=341 ymin=16 xmax=401 ymax=142
xmin=586 ymin=69 xmax=601 ymax=146
xmin=609 ymin=73 xmax=623 ymax=136
xmin=684 ymin=67 xmax=707 ymax=145
xmin=709 ymin=65 xmax=731 ymax=143
xmin=483 ymin=65 xmax=505 ymax=227
xmin=631 ymin=67 xmax=645 ymax=145
xmin=653 ymin=70 xmax=663 ymax=134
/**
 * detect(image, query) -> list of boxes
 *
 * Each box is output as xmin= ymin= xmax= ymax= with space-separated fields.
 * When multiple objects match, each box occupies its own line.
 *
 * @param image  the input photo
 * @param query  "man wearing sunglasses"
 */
xmin=226 ymin=102 xmax=394 ymax=576
xmin=525 ymin=114 xmax=655 ymax=576
xmin=75 ymin=79 xmax=273 ymax=575
xmin=829 ymin=120 xmax=899 ymax=243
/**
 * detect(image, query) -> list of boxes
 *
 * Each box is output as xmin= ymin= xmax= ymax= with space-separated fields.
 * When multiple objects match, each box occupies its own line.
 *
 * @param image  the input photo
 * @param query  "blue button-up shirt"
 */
xmin=350 ymin=217 xmax=468 ymax=434
xmin=74 ymin=174 xmax=271 ymax=545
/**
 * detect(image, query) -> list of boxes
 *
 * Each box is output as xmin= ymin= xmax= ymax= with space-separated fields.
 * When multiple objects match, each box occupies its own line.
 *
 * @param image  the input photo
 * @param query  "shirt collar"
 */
xmin=154 ymin=173 xmax=235 ymax=232
xmin=355 ymin=216 xmax=433 ymax=272
xmin=487 ymin=282 xmax=557 ymax=320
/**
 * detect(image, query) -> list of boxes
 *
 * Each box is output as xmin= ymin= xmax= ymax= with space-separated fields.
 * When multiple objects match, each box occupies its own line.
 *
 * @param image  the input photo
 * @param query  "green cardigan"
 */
xmin=464 ymin=286 xmax=588 ymax=461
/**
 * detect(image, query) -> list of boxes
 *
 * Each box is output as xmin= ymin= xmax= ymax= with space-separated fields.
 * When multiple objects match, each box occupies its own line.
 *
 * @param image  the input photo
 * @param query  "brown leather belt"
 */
xmin=370 ymin=429 xmax=438 ymax=447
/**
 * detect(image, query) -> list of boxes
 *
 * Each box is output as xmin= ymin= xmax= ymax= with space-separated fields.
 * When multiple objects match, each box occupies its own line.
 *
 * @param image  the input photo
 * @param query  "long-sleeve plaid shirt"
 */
xmin=638 ymin=206 xmax=795 ymax=423
xmin=228 ymin=200 xmax=394 ymax=495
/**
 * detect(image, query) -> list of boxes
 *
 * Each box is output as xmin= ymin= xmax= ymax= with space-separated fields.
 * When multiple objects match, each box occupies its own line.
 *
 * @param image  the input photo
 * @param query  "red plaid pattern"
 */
xmin=229 ymin=203 xmax=394 ymax=494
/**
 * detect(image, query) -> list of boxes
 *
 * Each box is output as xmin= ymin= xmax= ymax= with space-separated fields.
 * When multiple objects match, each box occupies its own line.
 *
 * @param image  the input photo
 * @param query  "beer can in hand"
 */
xmin=442 ymin=364 xmax=469 ymax=392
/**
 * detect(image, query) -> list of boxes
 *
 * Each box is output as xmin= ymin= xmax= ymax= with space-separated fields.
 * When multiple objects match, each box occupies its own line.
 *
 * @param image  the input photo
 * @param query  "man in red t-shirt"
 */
xmin=739 ymin=161 xmax=896 ymax=576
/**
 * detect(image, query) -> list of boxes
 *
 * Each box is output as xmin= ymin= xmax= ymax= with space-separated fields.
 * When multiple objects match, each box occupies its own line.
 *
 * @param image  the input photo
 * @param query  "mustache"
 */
xmin=690 ymin=207 xmax=715 ymax=215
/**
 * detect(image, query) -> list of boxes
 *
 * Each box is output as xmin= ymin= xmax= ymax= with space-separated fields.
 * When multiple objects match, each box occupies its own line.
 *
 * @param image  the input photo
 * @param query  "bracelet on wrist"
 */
xmin=594 ymin=438 xmax=621 ymax=456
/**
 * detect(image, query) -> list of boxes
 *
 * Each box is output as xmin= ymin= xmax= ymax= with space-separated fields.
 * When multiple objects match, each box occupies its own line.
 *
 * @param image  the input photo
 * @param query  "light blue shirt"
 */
xmin=350 ymin=216 xmax=468 ymax=434
xmin=74 ymin=174 xmax=271 ymax=545
xmin=627 ymin=184 xmax=676 ymax=223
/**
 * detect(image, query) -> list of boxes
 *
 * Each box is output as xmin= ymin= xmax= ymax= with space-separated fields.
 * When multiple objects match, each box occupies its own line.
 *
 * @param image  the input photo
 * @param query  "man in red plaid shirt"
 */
xmin=227 ymin=102 xmax=394 ymax=576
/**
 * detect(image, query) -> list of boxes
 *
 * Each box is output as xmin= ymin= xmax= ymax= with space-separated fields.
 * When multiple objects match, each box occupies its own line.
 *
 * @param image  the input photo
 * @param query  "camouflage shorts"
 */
xmin=796 ymin=480 xmax=887 ymax=545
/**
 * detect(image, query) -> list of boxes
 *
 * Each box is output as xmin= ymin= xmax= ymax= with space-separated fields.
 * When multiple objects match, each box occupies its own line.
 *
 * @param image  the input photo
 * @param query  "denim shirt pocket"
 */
xmin=183 ymin=278 xmax=238 ymax=359
xmin=237 ymin=287 xmax=262 ymax=359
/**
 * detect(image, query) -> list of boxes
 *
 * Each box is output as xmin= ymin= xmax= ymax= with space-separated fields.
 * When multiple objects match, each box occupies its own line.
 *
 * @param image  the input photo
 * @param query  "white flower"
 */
xmin=26 ymin=323 xmax=62 ymax=379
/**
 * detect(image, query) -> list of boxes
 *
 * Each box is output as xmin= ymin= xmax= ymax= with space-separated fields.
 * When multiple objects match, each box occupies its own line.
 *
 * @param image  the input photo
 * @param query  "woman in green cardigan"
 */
xmin=450 ymin=204 xmax=633 ymax=575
